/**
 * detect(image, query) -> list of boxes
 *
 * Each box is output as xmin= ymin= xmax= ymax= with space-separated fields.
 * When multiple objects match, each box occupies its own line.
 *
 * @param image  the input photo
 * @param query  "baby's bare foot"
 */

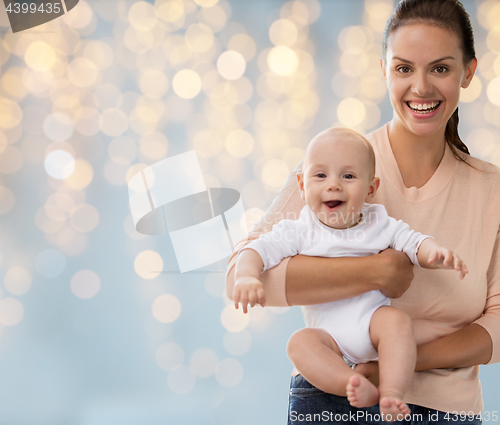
xmin=379 ymin=395 xmax=411 ymax=422
xmin=346 ymin=375 xmax=379 ymax=408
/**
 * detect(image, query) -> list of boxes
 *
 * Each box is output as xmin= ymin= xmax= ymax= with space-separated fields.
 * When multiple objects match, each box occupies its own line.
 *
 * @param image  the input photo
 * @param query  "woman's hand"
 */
xmin=354 ymin=362 xmax=379 ymax=387
xmin=373 ymin=249 xmax=414 ymax=298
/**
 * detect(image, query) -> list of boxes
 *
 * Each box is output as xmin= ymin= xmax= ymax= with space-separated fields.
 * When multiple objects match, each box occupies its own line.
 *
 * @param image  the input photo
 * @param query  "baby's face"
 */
xmin=297 ymin=133 xmax=377 ymax=229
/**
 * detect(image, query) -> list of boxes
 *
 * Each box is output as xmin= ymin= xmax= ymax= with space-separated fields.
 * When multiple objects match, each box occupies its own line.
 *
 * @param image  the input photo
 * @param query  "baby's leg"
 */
xmin=287 ymin=328 xmax=378 ymax=405
xmin=369 ymin=306 xmax=416 ymax=422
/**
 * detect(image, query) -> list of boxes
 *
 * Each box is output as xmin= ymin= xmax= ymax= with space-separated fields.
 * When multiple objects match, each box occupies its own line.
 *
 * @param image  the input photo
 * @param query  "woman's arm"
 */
xmin=415 ymin=324 xmax=492 ymax=370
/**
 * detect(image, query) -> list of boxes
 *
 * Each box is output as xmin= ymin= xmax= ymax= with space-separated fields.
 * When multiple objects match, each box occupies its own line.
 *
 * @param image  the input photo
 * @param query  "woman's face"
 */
xmin=382 ymin=23 xmax=477 ymax=139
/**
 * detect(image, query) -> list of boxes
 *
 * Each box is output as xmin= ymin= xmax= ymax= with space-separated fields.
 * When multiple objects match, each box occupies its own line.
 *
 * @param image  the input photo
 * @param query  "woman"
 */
xmin=226 ymin=0 xmax=500 ymax=423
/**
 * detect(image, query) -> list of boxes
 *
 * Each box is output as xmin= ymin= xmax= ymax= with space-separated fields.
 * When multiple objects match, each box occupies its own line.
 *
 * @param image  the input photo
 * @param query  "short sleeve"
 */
xmin=473 ymin=227 xmax=500 ymax=364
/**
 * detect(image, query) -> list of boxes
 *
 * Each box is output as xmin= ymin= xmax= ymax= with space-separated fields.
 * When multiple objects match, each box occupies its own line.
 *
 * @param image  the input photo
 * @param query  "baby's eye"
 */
xmin=343 ymin=174 xmax=355 ymax=179
xmin=316 ymin=173 xmax=326 ymax=178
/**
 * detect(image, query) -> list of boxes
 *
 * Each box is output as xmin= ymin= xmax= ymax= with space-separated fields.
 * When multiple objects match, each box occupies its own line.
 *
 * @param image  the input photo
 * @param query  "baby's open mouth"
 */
xmin=324 ymin=200 xmax=343 ymax=208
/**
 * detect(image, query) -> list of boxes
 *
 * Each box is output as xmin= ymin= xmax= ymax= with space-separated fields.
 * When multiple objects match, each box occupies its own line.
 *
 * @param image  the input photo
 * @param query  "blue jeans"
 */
xmin=288 ymin=375 xmax=482 ymax=424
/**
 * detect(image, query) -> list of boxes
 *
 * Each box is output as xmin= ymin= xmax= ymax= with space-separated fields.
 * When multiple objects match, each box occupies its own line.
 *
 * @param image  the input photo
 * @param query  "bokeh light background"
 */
xmin=0 ymin=0 xmax=499 ymax=424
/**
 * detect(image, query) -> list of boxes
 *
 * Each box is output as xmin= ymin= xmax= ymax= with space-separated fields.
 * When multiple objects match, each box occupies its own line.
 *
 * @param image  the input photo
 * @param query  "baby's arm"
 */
xmin=417 ymin=238 xmax=469 ymax=279
xmin=234 ymin=249 xmax=266 ymax=313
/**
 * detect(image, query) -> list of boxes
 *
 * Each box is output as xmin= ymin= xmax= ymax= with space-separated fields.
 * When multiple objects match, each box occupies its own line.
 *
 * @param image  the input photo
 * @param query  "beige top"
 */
xmin=226 ymin=123 xmax=500 ymax=413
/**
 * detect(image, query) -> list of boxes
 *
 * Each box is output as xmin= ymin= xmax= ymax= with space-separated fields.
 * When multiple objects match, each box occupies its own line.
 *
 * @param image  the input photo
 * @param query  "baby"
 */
xmin=233 ymin=127 xmax=468 ymax=422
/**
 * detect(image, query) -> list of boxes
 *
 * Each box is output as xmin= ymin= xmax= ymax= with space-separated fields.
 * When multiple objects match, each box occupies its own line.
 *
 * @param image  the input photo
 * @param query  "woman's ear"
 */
xmin=461 ymin=57 xmax=478 ymax=89
xmin=380 ymin=58 xmax=387 ymax=80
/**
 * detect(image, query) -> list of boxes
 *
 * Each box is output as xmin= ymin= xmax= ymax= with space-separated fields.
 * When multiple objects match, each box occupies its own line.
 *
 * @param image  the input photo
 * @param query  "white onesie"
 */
xmin=241 ymin=203 xmax=429 ymax=364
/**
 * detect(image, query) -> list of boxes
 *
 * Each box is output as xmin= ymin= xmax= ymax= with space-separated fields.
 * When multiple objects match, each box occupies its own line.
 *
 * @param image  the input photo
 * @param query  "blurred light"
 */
xmin=361 ymin=101 xmax=381 ymax=129
xmin=156 ymin=0 xmax=185 ymax=24
xmin=242 ymin=208 xmax=264 ymax=233
xmin=193 ymin=129 xmax=222 ymax=158
xmin=103 ymin=160 xmax=128 ymax=186
xmin=164 ymin=95 xmax=193 ymax=121
xmin=241 ymin=181 xmax=268 ymax=208
xmin=156 ymin=342 xmax=184 ymax=371
xmin=189 ymin=348 xmax=218 ymax=378
xmin=269 ymin=19 xmax=298 ymax=47
xmin=223 ymin=329 xmax=252 ymax=355
xmin=261 ymin=159 xmax=289 ymax=189
xmin=215 ymin=358 xmax=243 ymax=387
xmin=194 ymin=0 xmax=219 ymax=7
xmin=227 ymin=33 xmax=256 ymax=61
xmin=63 ymin=159 xmax=93 ymax=190
xmin=220 ymin=304 xmax=249 ymax=332
xmin=4 ymin=267 xmax=31 ymax=296
xmin=45 ymin=192 xmax=75 ymax=221
xmin=255 ymin=100 xmax=280 ymax=127
xmin=62 ymin=0 xmax=94 ymax=29
xmin=22 ymin=106 xmax=47 ymax=135
xmin=35 ymin=249 xmax=66 ymax=278
xmin=204 ymin=274 xmax=225 ymax=297
xmin=2 ymin=67 xmax=27 ymax=99
xmin=0 ymin=186 xmax=15 ymax=214
xmin=109 ymin=136 xmax=138 ymax=165
xmin=24 ymin=41 xmax=57 ymax=72
xmin=35 ymin=206 xmax=66 ymax=234
xmin=43 ymin=113 xmax=74 ymax=142
xmin=338 ymin=26 xmax=372 ymax=54
xmin=94 ymin=84 xmax=123 ymax=110
xmin=83 ymin=41 xmax=114 ymax=70
xmin=167 ymin=365 xmax=196 ymax=394
xmin=0 ymin=99 xmax=22 ymax=129
xmin=358 ymin=73 xmax=386 ymax=101
xmin=99 ymin=108 xmax=129 ymax=137
xmin=278 ymin=100 xmax=306 ymax=129
xmin=0 ymin=298 xmax=23 ymax=326
xmin=365 ymin=2 xmax=393 ymax=32
xmin=55 ymin=227 xmax=88 ymax=257
xmin=134 ymin=250 xmax=163 ymax=279
xmin=139 ymin=131 xmax=168 ymax=161
xmin=152 ymin=294 xmax=182 ymax=323
xmin=67 ymin=58 xmax=99 ymax=88
xmin=268 ymin=46 xmax=298 ymax=76
xmin=487 ymin=76 xmax=500 ymax=106
xmin=70 ymin=204 xmax=99 ymax=233
xmin=185 ymin=23 xmax=214 ymax=53
xmin=198 ymin=5 xmax=227 ymax=33
xmin=478 ymin=1 xmax=500 ymax=30
xmin=44 ymin=150 xmax=75 ymax=179
xmin=71 ymin=270 xmax=101 ymax=299
xmin=460 ymin=77 xmax=482 ymax=103
xmin=337 ymin=97 xmax=366 ymax=127
xmin=225 ymin=128 xmax=254 ymax=158
xmin=22 ymin=68 xmax=54 ymax=95
xmin=74 ymin=107 xmax=100 ymax=137
xmin=217 ymin=50 xmax=246 ymax=80
xmin=172 ymin=69 xmax=202 ymax=99
xmin=129 ymin=1 xmax=158 ymax=31
xmin=139 ymin=69 xmax=169 ymax=98
xmin=340 ymin=51 xmax=370 ymax=76
xmin=0 ymin=146 xmax=23 ymax=174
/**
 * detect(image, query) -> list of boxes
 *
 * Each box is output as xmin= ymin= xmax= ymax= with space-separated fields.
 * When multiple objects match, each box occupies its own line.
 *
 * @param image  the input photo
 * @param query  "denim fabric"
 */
xmin=288 ymin=375 xmax=482 ymax=425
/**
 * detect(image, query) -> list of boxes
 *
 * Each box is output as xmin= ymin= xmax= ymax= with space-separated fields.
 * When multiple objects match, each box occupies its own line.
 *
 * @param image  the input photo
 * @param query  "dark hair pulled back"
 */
xmin=383 ymin=0 xmax=476 ymax=161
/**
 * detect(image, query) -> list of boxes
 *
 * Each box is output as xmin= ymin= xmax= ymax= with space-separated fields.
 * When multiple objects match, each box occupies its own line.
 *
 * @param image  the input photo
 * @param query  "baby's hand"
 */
xmin=233 ymin=276 xmax=265 ymax=314
xmin=428 ymin=247 xmax=468 ymax=279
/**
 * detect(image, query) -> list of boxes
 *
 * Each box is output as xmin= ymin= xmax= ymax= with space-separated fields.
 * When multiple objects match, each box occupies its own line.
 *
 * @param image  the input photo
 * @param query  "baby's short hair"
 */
xmin=306 ymin=127 xmax=376 ymax=179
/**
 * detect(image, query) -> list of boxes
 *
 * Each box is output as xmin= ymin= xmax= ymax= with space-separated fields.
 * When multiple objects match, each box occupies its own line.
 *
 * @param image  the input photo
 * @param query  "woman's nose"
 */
xmin=412 ymin=71 xmax=433 ymax=96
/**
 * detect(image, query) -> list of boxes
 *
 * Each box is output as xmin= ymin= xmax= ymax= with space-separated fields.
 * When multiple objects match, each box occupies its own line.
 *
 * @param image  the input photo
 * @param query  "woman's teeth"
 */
xmin=407 ymin=101 xmax=440 ymax=113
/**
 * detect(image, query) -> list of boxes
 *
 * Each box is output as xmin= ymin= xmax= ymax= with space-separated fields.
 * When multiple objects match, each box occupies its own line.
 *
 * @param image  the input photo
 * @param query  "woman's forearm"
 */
xmin=416 ymin=323 xmax=492 ymax=371
xmin=286 ymin=249 xmax=415 ymax=306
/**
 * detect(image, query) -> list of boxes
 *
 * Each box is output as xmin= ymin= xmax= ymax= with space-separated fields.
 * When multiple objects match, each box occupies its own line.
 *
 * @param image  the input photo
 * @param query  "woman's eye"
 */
xmin=434 ymin=66 xmax=448 ymax=73
xmin=397 ymin=66 xmax=411 ymax=74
